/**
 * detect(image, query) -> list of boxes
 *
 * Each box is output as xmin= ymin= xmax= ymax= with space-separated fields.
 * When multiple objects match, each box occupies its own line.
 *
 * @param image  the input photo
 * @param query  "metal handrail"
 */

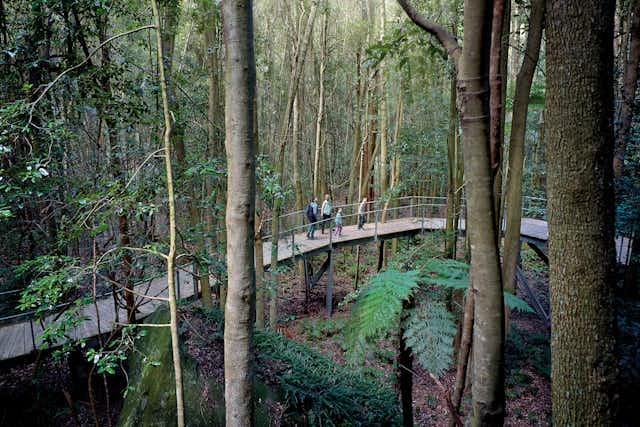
xmin=0 ymin=195 xmax=548 ymax=325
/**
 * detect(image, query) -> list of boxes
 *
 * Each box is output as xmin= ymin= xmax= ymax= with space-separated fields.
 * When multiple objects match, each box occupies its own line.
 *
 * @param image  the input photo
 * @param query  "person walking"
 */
xmin=320 ymin=194 xmax=332 ymax=234
xmin=357 ymin=197 xmax=367 ymax=230
xmin=306 ymin=197 xmax=319 ymax=239
xmin=334 ymin=208 xmax=343 ymax=237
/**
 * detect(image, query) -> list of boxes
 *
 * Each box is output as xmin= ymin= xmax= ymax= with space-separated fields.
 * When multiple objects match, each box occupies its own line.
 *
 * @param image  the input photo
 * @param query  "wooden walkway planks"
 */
xmin=0 ymin=271 xmax=197 ymax=361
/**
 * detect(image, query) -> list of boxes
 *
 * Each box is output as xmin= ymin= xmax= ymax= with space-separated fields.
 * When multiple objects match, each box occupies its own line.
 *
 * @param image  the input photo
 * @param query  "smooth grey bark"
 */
xmin=398 ymin=2 xmax=505 ymax=424
xmin=546 ymin=0 xmax=618 ymax=424
xmin=221 ymin=0 xmax=257 ymax=425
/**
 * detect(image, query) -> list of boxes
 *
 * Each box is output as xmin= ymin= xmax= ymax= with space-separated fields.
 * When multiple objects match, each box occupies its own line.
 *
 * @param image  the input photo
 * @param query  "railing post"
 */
xmin=374 ymin=210 xmax=379 ymax=241
xmin=326 ymin=250 xmax=334 ymax=316
xmin=29 ymin=319 xmax=36 ymax=351
xmin=291 ymin=229 xmax=295 ymax=259
xmin=193 ymin=263 xmax=198 ymax=298
xmin=410 ymin=197 xmax=414 ymax=217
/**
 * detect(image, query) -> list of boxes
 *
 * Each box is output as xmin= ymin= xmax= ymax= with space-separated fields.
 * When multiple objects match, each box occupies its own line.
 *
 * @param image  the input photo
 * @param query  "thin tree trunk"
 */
xmin=546 ymin=0 xmax=618 ymax=424
xmin=445 ymin=77 xmax=459 ymax=259
xmin=151 ymin=0 xmax=184 ymax=424
xmin=313 ymin=4 xmax=328 ymax=197
xmin=452 ymin=277 xmax=474 ymax=422
xmin=502 ymin=0 xmax=545 ymax=298
xmin=398 ymin=300 xmax=414 ymax=427
xmin=292 ymin=95 xmax=304 ymax=210
xmin=221 ymin=0 xmax=257 ymax=424
xmin=270 ymin=2 xmax=317 ymax=327
xmin=613 ymin=0 xmax=640 ymax=176
xmin=348 ymin=51 xmax=363 ymax=203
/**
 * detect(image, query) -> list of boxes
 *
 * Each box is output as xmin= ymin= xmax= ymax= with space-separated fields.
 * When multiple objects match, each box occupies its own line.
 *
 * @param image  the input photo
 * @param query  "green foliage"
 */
xmin=254 ymin=329 xmax=401 ymax=426
xmin=299 ymin=317 xmax=346 ymax=342
xmin=15 ymin=256 xmax=84 ymax=317
xmin=344 ymin=269 xmax=421 ymax=359
xmin=403 ymin=301 xmax=457 ymax=377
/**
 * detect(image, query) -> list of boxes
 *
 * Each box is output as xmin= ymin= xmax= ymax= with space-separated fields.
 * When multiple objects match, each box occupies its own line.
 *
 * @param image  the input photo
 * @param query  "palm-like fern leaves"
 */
xmin=345 ymin=269 xmax=421 ymax=359
xmin=403 ymin=302 xmax=457 ymax=377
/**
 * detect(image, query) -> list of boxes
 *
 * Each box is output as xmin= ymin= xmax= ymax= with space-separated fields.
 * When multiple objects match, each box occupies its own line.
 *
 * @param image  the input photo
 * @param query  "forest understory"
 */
xmin=4 ymin=239 xmax=638 ymax=427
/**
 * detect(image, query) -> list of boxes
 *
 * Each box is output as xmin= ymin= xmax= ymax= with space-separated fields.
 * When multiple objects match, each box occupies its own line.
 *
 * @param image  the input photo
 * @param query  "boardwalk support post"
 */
xmin=326 ymin=250 xmax=333 ymax=316
xmin=303 ymin=256 xmax=311 ymax=311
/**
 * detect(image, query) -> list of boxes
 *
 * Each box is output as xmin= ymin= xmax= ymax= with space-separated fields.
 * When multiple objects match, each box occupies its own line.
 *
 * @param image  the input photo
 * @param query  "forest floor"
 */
xmin=2 ymin=237 xmax=639 ymax=426
xmin=270 ymin=239 xmax=553 ymax=426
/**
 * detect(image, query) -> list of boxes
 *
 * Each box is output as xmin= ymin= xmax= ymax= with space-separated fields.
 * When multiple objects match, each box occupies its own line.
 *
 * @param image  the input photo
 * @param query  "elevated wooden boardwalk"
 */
xmin=0 ymin=211 xmax=630 ymax=362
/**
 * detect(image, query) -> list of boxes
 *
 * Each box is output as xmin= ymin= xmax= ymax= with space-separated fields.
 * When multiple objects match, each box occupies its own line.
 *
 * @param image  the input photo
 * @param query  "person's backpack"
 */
xmin=305 ymin=203 xmax=314 ymax=219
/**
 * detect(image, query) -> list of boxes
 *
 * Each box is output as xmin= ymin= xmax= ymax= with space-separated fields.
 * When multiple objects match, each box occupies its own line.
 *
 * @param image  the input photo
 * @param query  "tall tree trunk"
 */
xmin=613 ymin=0 xmax=640 ymax=176
xmin=546 ymin=0 xmax=618 ymax=424
xmin=379 ymin=0 xmax=388 ymax=198
xmin=270 ymin=2 xmax=317 ymax=327
xmin=97 ymin=13 xmax=135 ymax=323
xmin=348 ymin=51 xmax=363 ymax=203
xmin=457 ymin=2 xmax=505 ymax=424
xmin=221 ymin=0 xmax=257 ymax=424
xmin=445 ymin=77 xmax=459 ymax=259
xmin=151 ymin=0 xmax=184 ymax=424
xmin=489 ymin=0 xmax=510 ymax=232
xmin=502 ymin=0 xmax=545 ymax=297
xmin=292 ymin=95 xmax=304 ymax=210
xmin=313 ymin=4 xmax=328 ymax=197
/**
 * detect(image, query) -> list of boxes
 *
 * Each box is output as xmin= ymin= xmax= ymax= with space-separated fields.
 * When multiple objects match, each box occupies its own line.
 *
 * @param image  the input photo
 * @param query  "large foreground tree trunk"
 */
xmin=222 ymin=0 xmax=257 ymax=424
xmin=546 ymin=0 xmax=618 ymax=424
xmin=397 ymin=2 xmax=505 ymax=424
xmin=458 ymin=3 xmax=505 ymax=425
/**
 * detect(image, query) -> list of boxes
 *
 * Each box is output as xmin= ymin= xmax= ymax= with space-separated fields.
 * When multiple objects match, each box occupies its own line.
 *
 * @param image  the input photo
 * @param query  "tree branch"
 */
xmin=396 ymin=0 xmax=461 ymax=67
xmin=27 ymin=25 xmax=156 ymax=124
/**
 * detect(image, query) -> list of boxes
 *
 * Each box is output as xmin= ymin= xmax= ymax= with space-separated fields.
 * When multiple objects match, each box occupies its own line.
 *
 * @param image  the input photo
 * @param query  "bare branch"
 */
xmin=396 ymin=0 xmax=461 ymax=66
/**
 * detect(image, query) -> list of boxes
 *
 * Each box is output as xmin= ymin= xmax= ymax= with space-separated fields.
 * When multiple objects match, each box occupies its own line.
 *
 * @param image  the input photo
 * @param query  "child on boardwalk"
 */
xmin=334 ymin=208 xmax=343 ymax=237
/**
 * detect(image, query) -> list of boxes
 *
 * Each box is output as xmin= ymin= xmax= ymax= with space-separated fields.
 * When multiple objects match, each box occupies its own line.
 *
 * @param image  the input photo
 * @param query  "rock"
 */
xmin=117 ymin=307 xmax=277 ymax=426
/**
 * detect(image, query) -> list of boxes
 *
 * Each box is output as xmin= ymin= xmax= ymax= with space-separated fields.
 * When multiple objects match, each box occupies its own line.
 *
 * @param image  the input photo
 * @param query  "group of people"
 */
xmin=305 ymin=195 xmax=368 ymax=240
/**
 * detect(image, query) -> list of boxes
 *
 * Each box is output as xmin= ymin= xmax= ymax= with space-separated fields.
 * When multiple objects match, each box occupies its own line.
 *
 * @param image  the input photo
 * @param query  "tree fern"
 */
xmin=403 ymin=301 xmax=457 ymax=378
xmin=345 ymin=269 xmax=421 ymax=360
xmin=421 ymin=258 xmax=533 ymax=313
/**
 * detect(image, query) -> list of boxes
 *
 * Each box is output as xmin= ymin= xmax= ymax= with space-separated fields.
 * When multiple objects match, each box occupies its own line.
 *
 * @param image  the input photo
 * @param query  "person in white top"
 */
xmin=320 ymin=194 xmax=332 ymax=234
xmin=357 ymin=197 xmax=367 ymax=230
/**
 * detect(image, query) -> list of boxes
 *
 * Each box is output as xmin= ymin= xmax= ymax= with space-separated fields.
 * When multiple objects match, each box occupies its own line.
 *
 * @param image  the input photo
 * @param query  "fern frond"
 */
xmin=420 ymin=258 xmax=534 ymax=313
xmin=420 ymin=258 xmax=469 ymax=289
xmin=345 ymin=269 xmax=421 ymax=361
xmin=504 ymin=291 xmax=534 ymax=313
xmin=403 ymin=301 xmax=456 ymax=378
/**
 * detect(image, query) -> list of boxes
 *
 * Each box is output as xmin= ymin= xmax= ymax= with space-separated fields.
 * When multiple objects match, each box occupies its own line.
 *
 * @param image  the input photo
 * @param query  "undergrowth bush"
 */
xmin=254 ymin=329 xmax=401 ymax=426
